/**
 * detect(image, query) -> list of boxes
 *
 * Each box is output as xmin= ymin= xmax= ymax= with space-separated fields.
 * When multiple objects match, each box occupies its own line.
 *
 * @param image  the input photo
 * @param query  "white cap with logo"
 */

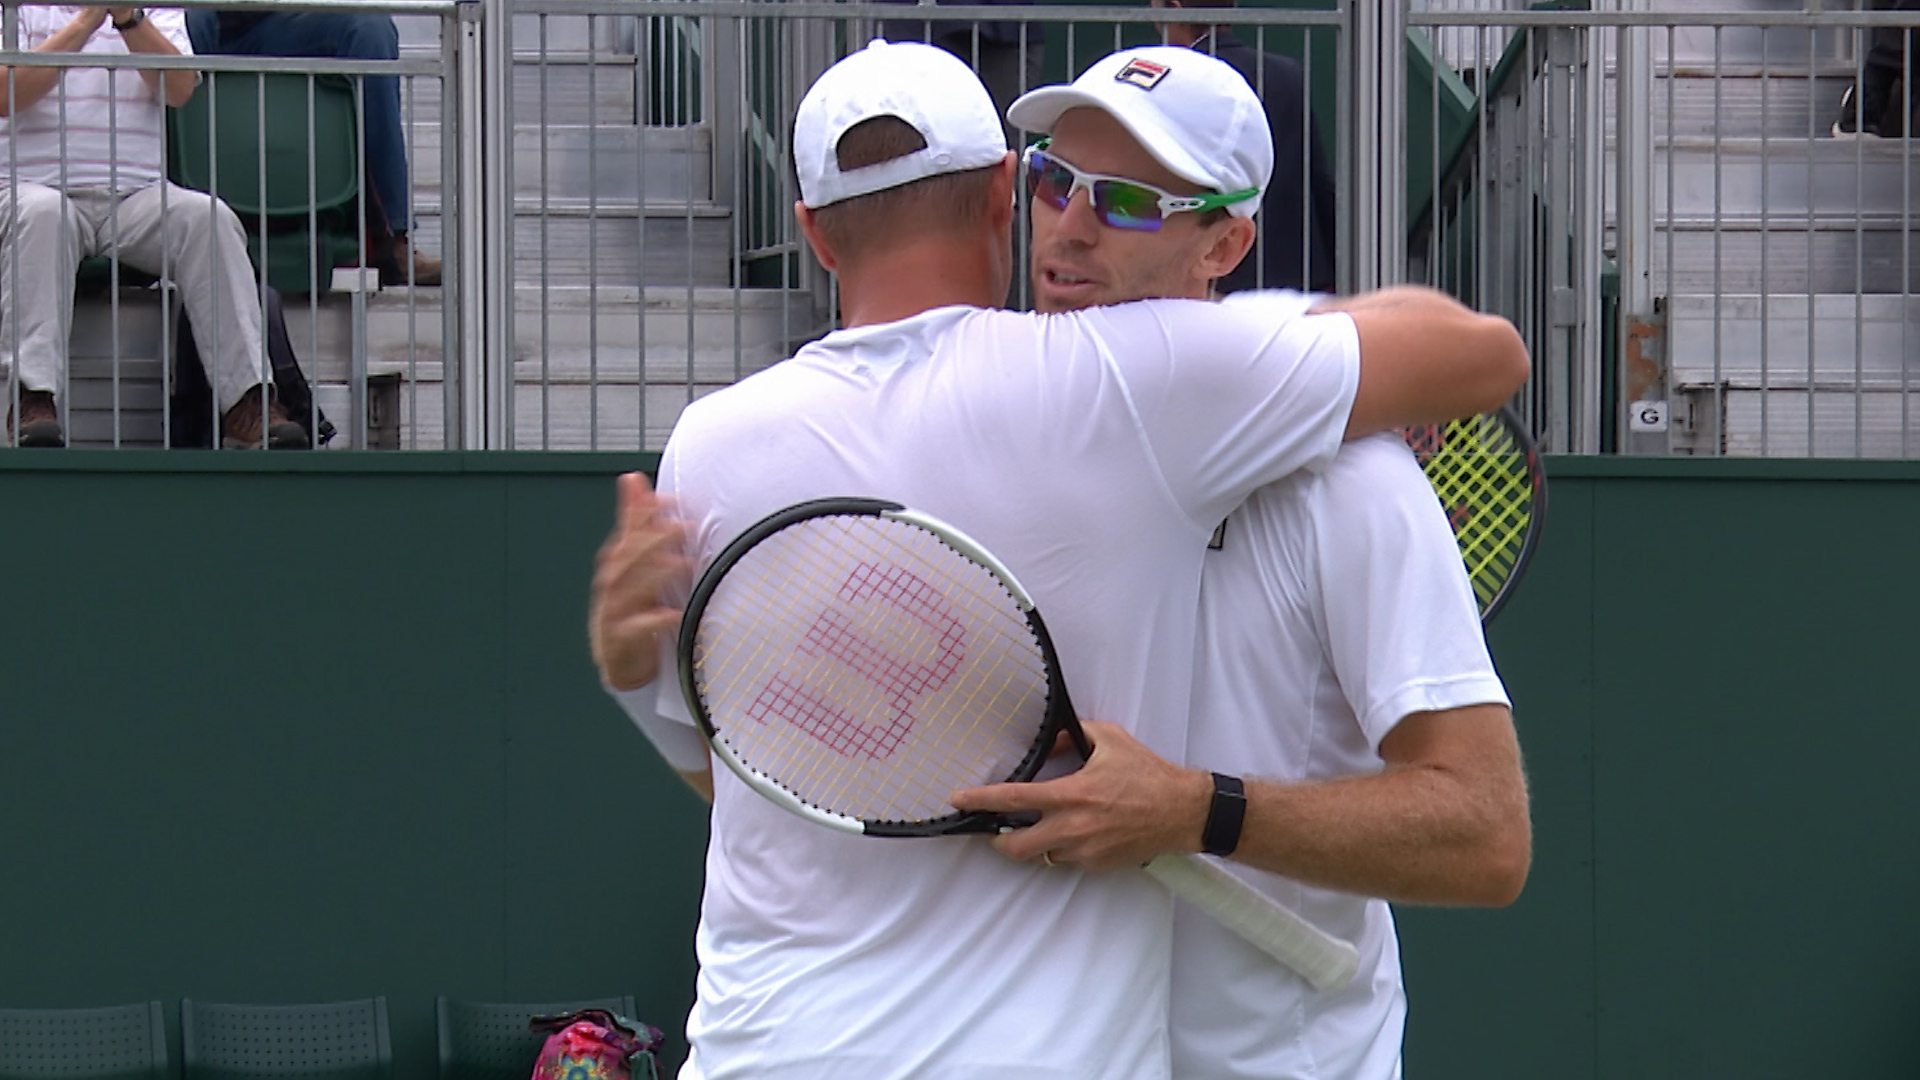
xmin=1007 ymin=46 xmax=1273 ymax=218
xmin=792 ymin=39 xmax=1011 ymax=210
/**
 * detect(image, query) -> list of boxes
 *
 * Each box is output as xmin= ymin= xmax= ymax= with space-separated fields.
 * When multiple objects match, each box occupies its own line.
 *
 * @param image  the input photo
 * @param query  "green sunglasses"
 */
xmin=1022 ymin=138 xmax=1258 ymax=232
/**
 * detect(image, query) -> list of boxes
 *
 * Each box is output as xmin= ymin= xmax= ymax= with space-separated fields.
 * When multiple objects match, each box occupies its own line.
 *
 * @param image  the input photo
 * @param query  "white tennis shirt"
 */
xmin=0 ymin=7 xmax=192 ymax=192
xmin=1173 ymin=433 xmax=1511 ymax=1080
xmin=626 ymin=294 xmax=1361 ymax=1080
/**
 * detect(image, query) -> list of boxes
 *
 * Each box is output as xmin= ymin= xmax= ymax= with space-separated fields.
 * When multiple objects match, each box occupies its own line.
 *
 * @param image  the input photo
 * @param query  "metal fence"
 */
xmin=2 ymin=0 xmax=1916 ymax=457
xmin=1414 ymin=0 xmax=1920 ymax=457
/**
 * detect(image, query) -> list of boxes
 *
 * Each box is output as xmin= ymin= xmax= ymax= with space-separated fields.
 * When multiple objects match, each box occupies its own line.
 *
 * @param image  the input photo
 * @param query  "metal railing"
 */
xmin=2 ymin=1 xmax=1916 ymax=458
xmin=0 ymin=0 xmax=464 ymax=448
xmin=1418 ymin=0 xmax=1920 ymax=457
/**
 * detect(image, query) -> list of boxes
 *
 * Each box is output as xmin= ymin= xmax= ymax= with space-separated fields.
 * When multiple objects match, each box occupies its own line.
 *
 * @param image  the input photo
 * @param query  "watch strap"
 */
xmin=1201 ymin=771 xmax=1247 ymax=857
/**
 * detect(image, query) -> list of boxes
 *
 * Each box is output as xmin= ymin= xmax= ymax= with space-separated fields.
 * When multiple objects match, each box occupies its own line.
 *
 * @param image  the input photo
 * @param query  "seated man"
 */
xmin=187 ymin=8 xmax=441 ymax=286
xmin=1 ymin=5 xmax=305 ymax=449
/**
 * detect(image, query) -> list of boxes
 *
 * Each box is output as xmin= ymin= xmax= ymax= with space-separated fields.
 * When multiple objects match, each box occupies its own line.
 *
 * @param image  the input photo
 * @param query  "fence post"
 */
xmin=1542 ymin=24 xmax=1594 ymax=453
xmin=450 ymin=0 xmax=484 ymax=448
xmin=1576 ymin=18 xmax=1604 ymax=453
xmin=482 ymin=0 xmax=515 ymax=448
xmin=448 ymin=0 xmax=514 ymax=449
xmin=1349 ymin=0 xmax=1408 ymax=291
xmin=1614 ymin=0 xmax=1668 ymax=456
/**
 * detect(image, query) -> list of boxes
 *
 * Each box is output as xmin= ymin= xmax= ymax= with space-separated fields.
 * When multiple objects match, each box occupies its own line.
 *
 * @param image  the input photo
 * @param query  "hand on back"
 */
xmin=589 ymin=472 xmax=693 ymax=692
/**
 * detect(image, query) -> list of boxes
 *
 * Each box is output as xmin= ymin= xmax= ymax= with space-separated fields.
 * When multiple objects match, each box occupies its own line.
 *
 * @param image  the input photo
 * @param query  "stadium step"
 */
xmin=399 ymin=49 xmax=640 ymax=129
xmin=394 ymin=12 xmax=630 ymax=54
xmin=410 ymin=199 xmax=735 ymax=288
xmin=1637 ymin=2 xmax=1855 ymax=69
xmin=289 ymin=284 xmax=819 ymax=450
xmin=1650 ymin=135 xmax=1920 ymax=221
xmin=64 ymin=353 xmax=167 ymax=449
xmin=57 ymin=291 xmax=170 ymax=448
xmin=49 ymin=283 xmax=817 ymax=451
xmin=1664 ymin=292 xmax=1920 ymax=457
xmin=412 ymin=123 xmax=710 ymax=206
xmin=1607 ymin=66 xmax=1854 ymax=141
xmin=1642 ymin=219 xmax=1920 ymax=296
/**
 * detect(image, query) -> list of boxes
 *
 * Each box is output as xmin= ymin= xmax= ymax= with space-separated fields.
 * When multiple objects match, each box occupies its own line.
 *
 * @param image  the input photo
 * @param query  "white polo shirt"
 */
xmin=626 ymin=294 xmax=1361 ymax=1080
xmin=0 ymin=6 xmax=192 ymax=191
xmin=1172 ymin=433 xmax=1511 ymax=1080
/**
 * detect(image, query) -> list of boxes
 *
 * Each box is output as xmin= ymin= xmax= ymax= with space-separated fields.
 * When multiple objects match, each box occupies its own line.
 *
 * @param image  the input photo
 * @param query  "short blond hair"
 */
xmin=805 ymin=116 xmax=1000 ymax=260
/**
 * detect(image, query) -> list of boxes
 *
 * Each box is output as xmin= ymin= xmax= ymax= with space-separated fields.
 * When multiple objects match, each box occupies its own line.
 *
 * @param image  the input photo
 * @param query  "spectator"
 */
xmin=878 ymin=0 xmax=1046 ymax=148
xmin=1155 ymin=0 xmax=1337 ymax=293
xmin=1833 ymin=1 xmax=1920 ymax=137
xmin=187 ymin=8 xmax=442 ymax=285
xmin=1 ymin=5 xmax=305 ymax=450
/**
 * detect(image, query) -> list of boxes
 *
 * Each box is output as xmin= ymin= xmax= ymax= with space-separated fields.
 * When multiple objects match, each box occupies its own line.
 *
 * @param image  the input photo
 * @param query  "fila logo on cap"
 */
xmin=1115 ymin=57 xmax=1170 ymax=90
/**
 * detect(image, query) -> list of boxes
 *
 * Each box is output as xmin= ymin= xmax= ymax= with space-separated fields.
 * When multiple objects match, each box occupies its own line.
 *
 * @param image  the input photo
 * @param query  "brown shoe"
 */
xmin=221 ymin=384 xmax=309 ymax=450
xmin=381 ymin=231 xmax=442 ymax=287
xmin=7 ymin=389 xmax=64 ymax=447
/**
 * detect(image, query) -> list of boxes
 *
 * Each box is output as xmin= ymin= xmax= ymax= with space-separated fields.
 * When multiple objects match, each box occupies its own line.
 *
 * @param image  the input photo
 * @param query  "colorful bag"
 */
xmin=528 ymin=1009 xmax=666 ymax=1080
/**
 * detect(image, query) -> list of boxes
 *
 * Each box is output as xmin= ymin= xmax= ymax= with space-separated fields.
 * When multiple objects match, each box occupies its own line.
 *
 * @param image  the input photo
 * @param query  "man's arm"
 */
xmin=0 ymin=7 xmax=109 ymax=116
xmin=951 ymin=707 xmax=1528 ymax=905
xmin=111 ymin=8 xmax=198 ymax=107
xmin=1318 ymin=285 xmax=1531 ymax=439
xmin=953 ymin=437 xmax=1532 ymax=904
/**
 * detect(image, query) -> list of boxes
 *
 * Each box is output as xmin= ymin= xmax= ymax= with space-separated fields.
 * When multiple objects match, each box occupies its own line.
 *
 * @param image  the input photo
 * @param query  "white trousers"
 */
xmin=0 ymin=181 xmax=266 ymax=412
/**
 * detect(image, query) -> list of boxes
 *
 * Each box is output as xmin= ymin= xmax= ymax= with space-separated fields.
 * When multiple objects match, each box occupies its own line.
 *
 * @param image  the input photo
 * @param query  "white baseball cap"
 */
xmin=1007 ymin=46 xmax=1272 ymax=218
xmin=793 ymin=39 xmax=1011 ymax=210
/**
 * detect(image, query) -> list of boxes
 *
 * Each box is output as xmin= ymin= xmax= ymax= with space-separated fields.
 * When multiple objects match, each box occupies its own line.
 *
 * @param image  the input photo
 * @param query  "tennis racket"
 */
xmin=1401 ymin=405 xmax=1547 ymax=623
xmin=678 ymin=497 xmax=1361 ymax=992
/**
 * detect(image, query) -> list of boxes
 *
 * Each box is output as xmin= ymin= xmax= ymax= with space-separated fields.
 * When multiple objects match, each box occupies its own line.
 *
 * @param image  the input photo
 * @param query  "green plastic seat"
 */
xmin=167 ymin=71 xmax=364 ymax=295
xmin=181 ymin=999 xmax=391 ymax=1080
xmin=0 ymin=1002 xmax=169 ymax=1080
xmin=435 ymin=997 xmax=638 ymax=1080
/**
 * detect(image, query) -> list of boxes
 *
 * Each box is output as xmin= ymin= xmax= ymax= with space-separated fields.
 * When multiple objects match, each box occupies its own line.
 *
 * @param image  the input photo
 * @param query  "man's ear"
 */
xmin=1198 ymin=215 xmax=1257 ymax=286
xmin=795 ymin=202 xmax=839 ymax=272
xmin=988 ymin=151 xmax=1018 ymax=229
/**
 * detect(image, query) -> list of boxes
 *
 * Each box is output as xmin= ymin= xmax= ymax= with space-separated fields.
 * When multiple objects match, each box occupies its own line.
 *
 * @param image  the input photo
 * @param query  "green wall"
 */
xmin=0 ymin=454 xmax=702 ymax=1072
xmin=1401 ymin=457 xmax=1920 ymax=1079
xmin=3 ymin=454 xmax=1917 ymax=1078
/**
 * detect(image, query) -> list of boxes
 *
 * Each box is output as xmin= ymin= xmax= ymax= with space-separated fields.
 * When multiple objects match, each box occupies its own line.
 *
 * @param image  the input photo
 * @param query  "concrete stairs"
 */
xmin=46 ymin=10 xmax=821 ymax=452
xmin=1612 ymin=1 xmax=1920 ymax=456
xmin=289 ymin=284 xmax=812 ymax=450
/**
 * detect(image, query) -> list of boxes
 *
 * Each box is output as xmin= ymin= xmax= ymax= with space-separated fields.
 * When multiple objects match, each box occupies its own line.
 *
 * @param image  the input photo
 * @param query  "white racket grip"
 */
xmin=1143 ymin=854 xmax=1360 ymax=992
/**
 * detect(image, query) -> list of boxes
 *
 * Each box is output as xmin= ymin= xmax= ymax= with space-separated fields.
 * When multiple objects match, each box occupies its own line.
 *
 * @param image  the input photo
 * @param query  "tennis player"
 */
xmin=947 ymin=47 xmax=1531 ymax=1079
xmin=592 ymin=39 xmax=1527 ymax=1079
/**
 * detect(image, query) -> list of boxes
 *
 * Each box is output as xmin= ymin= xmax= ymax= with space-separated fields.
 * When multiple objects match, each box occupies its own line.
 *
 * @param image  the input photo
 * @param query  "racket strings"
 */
xmin=801 ymin=518 xmax=1045 ymax=814
xmin=1408 ymin=414 xmax=1536 ymax=612
xmin=742 ymin=528 xmax=1043 ymax=819
xmin=694 ymin=515 xmax=1053 ymax=824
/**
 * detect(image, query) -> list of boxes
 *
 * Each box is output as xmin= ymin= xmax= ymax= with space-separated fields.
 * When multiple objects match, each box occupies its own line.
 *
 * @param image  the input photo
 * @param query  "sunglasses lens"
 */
xmin=1027 ymin=153 xmax=1074 ymax=211
xmin=1093 ymin=181 xmax=1163 ymax=232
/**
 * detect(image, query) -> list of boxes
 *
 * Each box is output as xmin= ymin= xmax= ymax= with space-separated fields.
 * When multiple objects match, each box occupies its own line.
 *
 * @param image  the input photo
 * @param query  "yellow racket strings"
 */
xmin=1415 ymin=415 xmax=1535 ymax=613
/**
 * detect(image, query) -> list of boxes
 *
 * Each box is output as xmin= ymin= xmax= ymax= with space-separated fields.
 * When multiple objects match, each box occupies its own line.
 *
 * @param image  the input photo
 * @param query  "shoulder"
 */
xmin=1230 ymin=432 xmax=1417 ymax=525
xmin=1311 ymin=432 xmax=1437 ymax=518
xmin=664 ymin=362 xmax=803 ymax=451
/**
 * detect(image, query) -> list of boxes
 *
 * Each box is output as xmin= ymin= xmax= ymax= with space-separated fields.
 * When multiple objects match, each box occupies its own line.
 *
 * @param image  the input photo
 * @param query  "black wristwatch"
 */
xmin=1201 ymin=772 xmax=1248 ymax=857
xmin=112 ymin=9 xmax=146 ymax=31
